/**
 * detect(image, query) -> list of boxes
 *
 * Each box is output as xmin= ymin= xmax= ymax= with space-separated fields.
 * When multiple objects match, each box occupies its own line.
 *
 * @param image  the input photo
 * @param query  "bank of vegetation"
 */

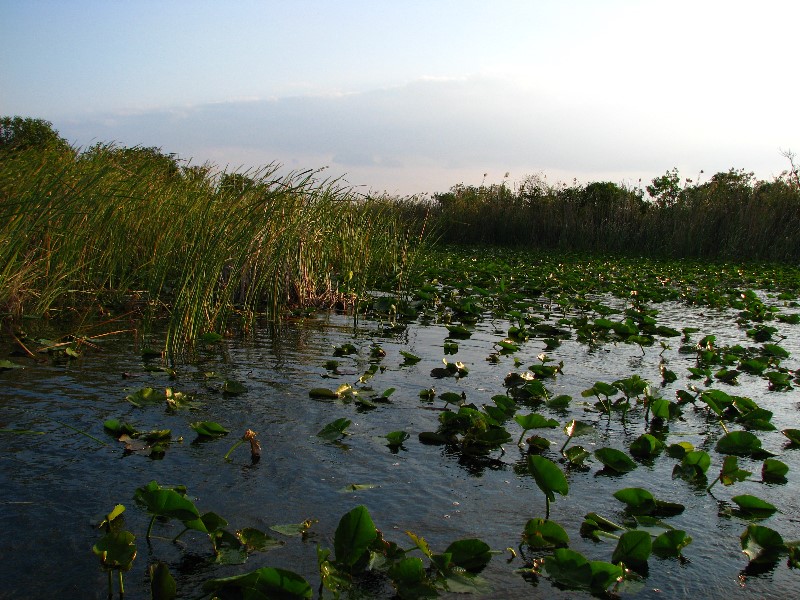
xmin=2 ymin=116 xmax=799 ymax=351
xmin=0 ymin=117 xmax=425 ymax=352
xmin=403 ymin=161 xmax=800 ymax=260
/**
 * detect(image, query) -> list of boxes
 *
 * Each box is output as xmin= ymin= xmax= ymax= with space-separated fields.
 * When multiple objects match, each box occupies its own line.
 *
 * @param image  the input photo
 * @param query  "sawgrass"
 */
xmin=0 ymin=143 xmax=425 ymax=353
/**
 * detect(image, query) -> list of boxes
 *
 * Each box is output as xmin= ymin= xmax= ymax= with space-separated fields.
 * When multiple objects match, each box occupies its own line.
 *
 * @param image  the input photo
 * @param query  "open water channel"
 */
xmin=1 ymin=292 xmax=798 ymax=599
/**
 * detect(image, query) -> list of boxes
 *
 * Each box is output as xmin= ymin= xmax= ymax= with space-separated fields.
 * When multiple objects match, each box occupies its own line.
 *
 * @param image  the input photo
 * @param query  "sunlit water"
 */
xmin=1 ymin=295 xmax=798 ymax=599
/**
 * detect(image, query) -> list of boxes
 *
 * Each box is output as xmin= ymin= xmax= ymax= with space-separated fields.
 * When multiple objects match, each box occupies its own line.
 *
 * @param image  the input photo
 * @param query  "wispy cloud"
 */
xmin=56 ymin=75 xmax=794 ymax=195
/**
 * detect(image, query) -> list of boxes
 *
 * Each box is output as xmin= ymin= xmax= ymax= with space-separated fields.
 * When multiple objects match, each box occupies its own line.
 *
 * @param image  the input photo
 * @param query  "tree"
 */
xmin=646 ymin=168 xmax=682 ymax=208
xmin=0 ymin=116 xmax=71 ymax=153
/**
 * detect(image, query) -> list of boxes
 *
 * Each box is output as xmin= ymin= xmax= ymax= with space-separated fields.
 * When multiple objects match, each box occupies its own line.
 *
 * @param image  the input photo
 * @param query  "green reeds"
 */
xmin=0 ymin=143 xmax=423 ymax=355
xmin=405 ymin=167 xmax=800 ymax=261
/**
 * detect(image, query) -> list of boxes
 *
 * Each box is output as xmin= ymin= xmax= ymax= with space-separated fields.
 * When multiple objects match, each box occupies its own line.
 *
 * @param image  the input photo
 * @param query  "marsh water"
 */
xmin=1 ymin=294 xmax=799 ymax=599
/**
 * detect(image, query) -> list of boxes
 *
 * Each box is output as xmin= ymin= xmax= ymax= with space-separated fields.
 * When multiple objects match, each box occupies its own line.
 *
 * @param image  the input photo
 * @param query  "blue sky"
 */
xmin=2 ymin=0 xmax=798 ymax=194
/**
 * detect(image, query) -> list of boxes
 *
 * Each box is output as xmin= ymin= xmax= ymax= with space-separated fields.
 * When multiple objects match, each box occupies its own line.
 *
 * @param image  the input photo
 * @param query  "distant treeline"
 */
xmin=400 ymin=162 xmax=800 ymax=261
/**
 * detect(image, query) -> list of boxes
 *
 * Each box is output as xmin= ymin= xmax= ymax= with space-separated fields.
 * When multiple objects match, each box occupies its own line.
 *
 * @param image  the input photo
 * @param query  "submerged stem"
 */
xmin=50 ymin=418 xmax=109 ymax=447
xmin=146 ymin=515 xmax=156 ymax=540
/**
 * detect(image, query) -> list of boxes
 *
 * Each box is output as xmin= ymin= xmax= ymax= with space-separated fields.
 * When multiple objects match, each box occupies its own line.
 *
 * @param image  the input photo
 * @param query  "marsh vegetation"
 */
xmin=2 ymin=117 xmax=800 ymax=598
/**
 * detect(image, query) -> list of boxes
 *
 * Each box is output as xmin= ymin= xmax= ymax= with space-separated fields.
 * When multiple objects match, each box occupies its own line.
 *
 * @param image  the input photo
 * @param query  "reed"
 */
xmin=0 ymin=142 xmax=423 ymax=354
xmin=416 ymin=167 xmax=800 ymax=261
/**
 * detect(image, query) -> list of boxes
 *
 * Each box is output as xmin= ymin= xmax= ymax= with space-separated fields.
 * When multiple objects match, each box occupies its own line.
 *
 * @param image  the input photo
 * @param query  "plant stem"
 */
xmin=545 ymin=497 xmax=550 ymax=520
xmin=224 ymin=438 xmax=246 ymax=460
xmin=706 ymin=475 xmax=721 ymax=492
xmin=50 ymin=418 xmax=109 ymax=446
xmin=517 ymin=429 xmax=529 ymax=446
xmin=559 ymin=435 xmax=573 ymax=454
xmin=146 ymin=515 xmax=156 ymax=540
xmin=118 ymin=570 xmax=124 ymax=598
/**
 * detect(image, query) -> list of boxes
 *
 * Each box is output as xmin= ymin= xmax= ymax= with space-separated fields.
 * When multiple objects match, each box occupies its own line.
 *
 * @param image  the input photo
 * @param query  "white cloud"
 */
xmin=56 ymin=74 xmax=797 ymax=195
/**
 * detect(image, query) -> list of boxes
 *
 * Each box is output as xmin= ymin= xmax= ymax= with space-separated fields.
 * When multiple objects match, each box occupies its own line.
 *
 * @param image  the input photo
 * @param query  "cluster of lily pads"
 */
xmin=93 ymin=483 xmax=494 ymax=599
xmin=81 ymin=247 xmax=800 ymax=596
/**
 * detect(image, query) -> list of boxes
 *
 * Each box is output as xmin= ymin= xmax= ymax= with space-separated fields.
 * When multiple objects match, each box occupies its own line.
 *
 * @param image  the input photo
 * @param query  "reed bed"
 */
xmin=0 ymin=143 xmax=425 ymax=353
xmin=419 ymin=167 xmax=800 ymax=261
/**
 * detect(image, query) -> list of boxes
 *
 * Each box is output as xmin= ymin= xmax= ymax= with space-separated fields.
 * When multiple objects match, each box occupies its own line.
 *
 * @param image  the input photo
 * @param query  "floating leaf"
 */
xmin=544 ymin=548 xmax=623 ymax=593
xmin=445 ymin=539 xmax=493 ymax=573
xmin=580 ymin=513 xmax=625 ymax=541
xmin=564 ymin=445 xmax=591 ymax=466
xmin=235 ymin=528 xmax=284 ymax=551
xmin=104 ymin=419 xmax=137 ymax=437
xmin=741 ymin=524 xmax=785 ymax=562
xmin=613 ymin=487 xmax=685 ymax=516
xmin=629 ymin=434 xmax=664 ymax=458
xmin=126 ymin=387 xmax=161 ymax=406
xmin=595 ymin=447 xmax=638 ymax=473
xmin=317 ymin=418 xmax=351 ymax=440
xmin=399 ymin=350 xmax=422 ymax=364
xmin=716 ymin=431 xmax=775 ymax=458
xmin=199 ymin=332 xmax=224 ymax=343
xmin=222 ymin=379 xmax=247 ymax=395
xmin=666 ymin=441 xmax=694 ymax=458
xmin=652 ymin=530 xmax=692 ymax=558
xmin=270 ymin=519 xmax=317 ymax=537
xmin=782 ymin=429 xmax=800 ymax=445
xmin=0 ymin=359 xmax=23 ymax=370
xmin=731 ymin=494 xmax=778 ymax=516
xmin=134 ymin=481 xmax=202 ymax=527
xmin=719 ymin=455 xmax=752 ymax=486
xmin=672 ymin=450 xmax=711 ymax=480
xmin=385 ymin=431 xmax=410 ymax=447
xmin=522 ymin=518 xmax=569 ymax=549
xmin=762 ymin=458 xmax=789 ymax=482
xmin=515 ymin=413 xmax=559 ymax=430
xmin=446 ymin=324 xmax=472 ymax=338
xmin=546 ymin=394 xmax=572 ymax=408
xmin=611 ymin=529 xmax=652 ymax=567
xmin=309 ymin=387 xmax=339 ymax=399
xmin=563 ymin=420 xmax=594 ymax=437
xmin=333 ymin=343 xmax=358 ymax=357
xmin=203 ymin=567 xmax=312 ymax=599
xmin=190 ymin=421 xmax=229 ymax=438
xmin=338 ymin=483 xmax=379 ymax=493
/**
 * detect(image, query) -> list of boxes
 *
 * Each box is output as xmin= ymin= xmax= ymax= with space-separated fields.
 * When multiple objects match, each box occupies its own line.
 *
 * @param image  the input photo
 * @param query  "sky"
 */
xmin=2 ymin=0 xmax=798 ymax=195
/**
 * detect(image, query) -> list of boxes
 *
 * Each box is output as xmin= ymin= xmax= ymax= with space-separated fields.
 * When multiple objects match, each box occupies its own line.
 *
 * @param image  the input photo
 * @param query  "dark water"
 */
xmin=1 ymin=297 xmax=799 ymax=599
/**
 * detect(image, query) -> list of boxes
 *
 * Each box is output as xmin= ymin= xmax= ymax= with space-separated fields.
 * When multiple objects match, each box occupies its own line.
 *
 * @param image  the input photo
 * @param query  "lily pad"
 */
xmin=594 ymin=447 xmax=638 ymax=473
xmin=203 ymin=567 xmax=312 ymax=599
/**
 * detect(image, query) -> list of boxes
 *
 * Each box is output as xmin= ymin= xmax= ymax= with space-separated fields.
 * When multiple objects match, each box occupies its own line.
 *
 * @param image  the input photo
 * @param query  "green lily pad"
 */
xmin=611 ymin=529 xmax=652 ymax=567
xmin=317 ymin=418 xmax=351 ymax=440
xmin=731 ymin=494 xmax=778 ymax=516
xmin=522 ymin=518 xmax=569 ymax=549
xmin=594 ymin=447 xmax=638 ymax=473
xmin=203 ymin=567 xmax=312 ymax=599
xmin=190 ymin=421 xmax=229 ymax=438
xmin=652 ymin=530 xmax=692 ymax=558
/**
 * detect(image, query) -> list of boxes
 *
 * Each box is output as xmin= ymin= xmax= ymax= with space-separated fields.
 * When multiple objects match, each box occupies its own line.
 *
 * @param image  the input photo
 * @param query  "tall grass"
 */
xmin=0 ymin=143 xmax=425 ymax=353
xmin=420 ymin=168 xmax=800 ymax=261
